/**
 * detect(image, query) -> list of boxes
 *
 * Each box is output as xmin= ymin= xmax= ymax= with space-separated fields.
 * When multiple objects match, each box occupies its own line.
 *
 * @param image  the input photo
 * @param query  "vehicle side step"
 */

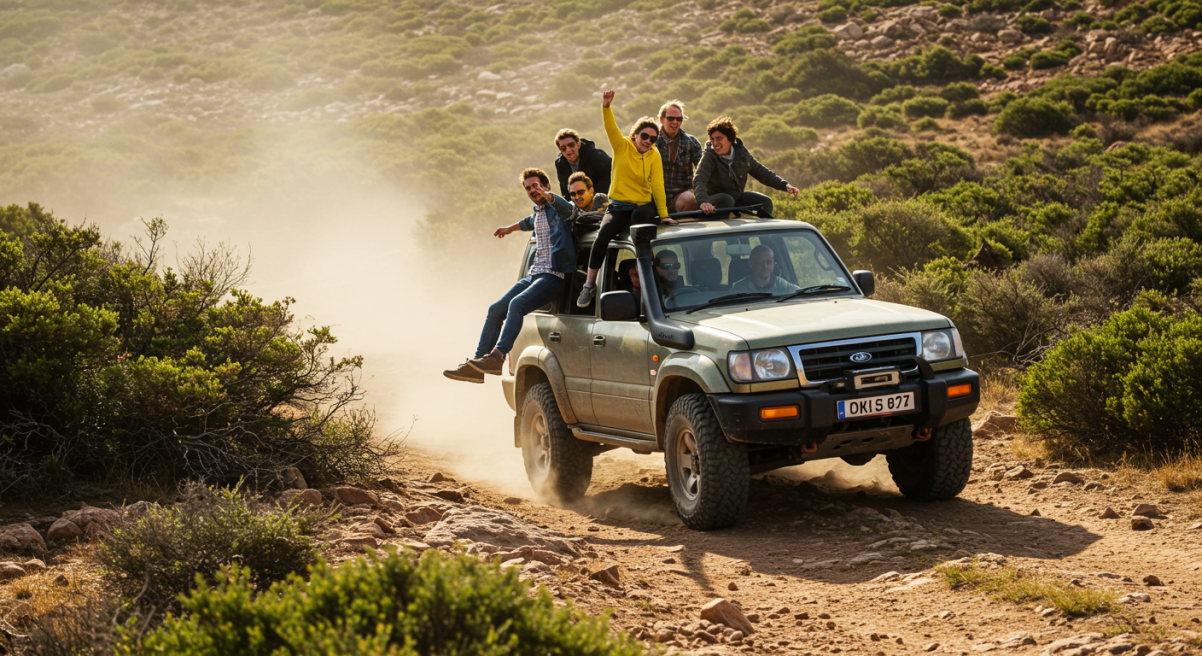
xmin=571 ymin=426 xmax=658 ymax=454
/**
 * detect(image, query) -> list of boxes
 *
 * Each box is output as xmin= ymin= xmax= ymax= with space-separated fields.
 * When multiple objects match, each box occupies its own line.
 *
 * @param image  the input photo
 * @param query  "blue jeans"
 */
xmin=476 ymin=273 xmax=565 ymax=357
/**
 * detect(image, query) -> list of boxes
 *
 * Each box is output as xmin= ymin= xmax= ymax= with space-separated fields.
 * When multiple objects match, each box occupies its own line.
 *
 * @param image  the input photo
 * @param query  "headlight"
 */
xmin=728 ymin=348 xmax=793 ymax=382
xmin=754 ymin=349 xmax=792 ymax=380
xmin=729 ymin=353 xmax=752 ymax=382
xmin=921 ymin=329 xmax=961 ymax=361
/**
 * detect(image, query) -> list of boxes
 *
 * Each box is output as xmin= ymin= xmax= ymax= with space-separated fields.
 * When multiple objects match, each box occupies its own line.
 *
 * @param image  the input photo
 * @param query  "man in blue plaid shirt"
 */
xmin=655 ymin=100 xmax=703 ymax=213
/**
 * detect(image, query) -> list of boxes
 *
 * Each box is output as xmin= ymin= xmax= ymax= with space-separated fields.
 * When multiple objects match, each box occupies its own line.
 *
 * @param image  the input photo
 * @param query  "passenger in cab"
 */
xmin=729 ymin=245 xmax=799 ymax=294
xmin=654 ymin=250 xmax=688 ymax=308
xmin=444 ymin=168 xmax=575 ymax=383
xmin=576 ymin=90 xmax=674 ymax=308
xmin=554 ymin=129 xmax=612 ymax=200
xmin=567 ymin=171 xmax=609 ymax=212
xmin=694 ymin=117 xmax=800 ymax=219
xmin=655 ymin=100 xmax=703 ymax=213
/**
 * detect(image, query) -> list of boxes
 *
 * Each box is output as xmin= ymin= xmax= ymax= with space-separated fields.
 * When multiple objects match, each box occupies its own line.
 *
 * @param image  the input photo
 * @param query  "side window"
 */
xmin=559 ymin=246 xmax=596 ymax=316
xmin=604 ymin=248 xmax=637 ymax=294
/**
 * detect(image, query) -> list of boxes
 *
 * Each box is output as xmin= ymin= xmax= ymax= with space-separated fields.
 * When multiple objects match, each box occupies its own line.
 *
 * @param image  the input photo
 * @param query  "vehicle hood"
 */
xmin=682 ymin=298 xmax=951 ymax=349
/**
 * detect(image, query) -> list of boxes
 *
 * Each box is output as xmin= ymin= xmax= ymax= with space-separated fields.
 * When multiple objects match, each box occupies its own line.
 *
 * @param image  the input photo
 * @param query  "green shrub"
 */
xmin=989 ymin=90 xmax=1019 ymax=112
xmin=1003 ymin=53 xmax=1030 ymax=70
xmin=780 ymin=49 xmax=891 ymax=101
xmin=957 ymin=269 xmax=1074 ymax=364
xmin=1023 ymin=0 xmax=1055 ymax=11
xmin=946 ymin=98 xmax=989 ymax=118
xmin=870 ymin=85 xmax=916 ymax=106
xmin=884 ymin=148 xmax=976 ymax=195
xmin=544 ymin=71 xmax=596 ymax=101
xmin=857 ymin=105 xmax=907 ymax=129
xmin=1016 ymin=15 xmax=1054 ymax=33
xmin=940 ymin=82 xmax=981 ymax=102
xmin=994 ymin=96 xmax=1073 ymax=137
xmin=130 ymin=550 xmax=644 ymax=655
xmin=95 ymin=482 xmax=327 ymax=614
xmin=743 ymin=116 xmax=819 ymax=149
xmin=914 ymin=116 xmax=940 ymax=131
xmin=818 ymin=5 xmax=849 ymax=22
xmin=786 ymin=94 xmax=861 ymax=128
xmin=241 ymin=65 xmax=297 ymax=91
xmin=938 ymin=4 xmax=964 ymax=18
xmin=1068 ymin=11 xmax=1095 ymax=27
xmin=1071 ymin=123 xmax=1099 ymax=139
xmin=1031 ymin=50 xmax=1073 ymax=69
xmin=1019 ymin=305 xmax=1202 ymax=459
xmin=773 ymin=26 xmax=839 ymax=55
xmin=819 ymin=200 xmax=974 ymax=273
xmin=902 ymin=95 xmax=951 ymax=119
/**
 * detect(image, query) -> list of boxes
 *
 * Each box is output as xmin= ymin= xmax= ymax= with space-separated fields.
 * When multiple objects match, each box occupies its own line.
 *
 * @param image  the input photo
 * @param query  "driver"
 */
xmin=729 ymin=245 xmax=799 ymax=294
xmin=654 ymin=250 xmax=689 ymax=308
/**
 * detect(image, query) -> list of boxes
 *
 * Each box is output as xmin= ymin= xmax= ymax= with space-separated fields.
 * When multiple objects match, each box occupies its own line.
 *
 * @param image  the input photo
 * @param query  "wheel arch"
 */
xmin=653 ymin=353 xmax=731 ymax=448
xmin=514 ymin=346 xmax=577 ymax=447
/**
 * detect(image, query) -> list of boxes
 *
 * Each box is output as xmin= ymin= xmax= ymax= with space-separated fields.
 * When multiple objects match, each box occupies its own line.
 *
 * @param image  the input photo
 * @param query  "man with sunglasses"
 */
xmin=553 ymin=128 xmax=612 ymax=200
xmin=566 ymin=171 xmax=609 ymax=212
xmin=655 ymin=100 xmax=703 ymax=213
xmin=444 ymin=168 xmax=575 ymax=384
xmin=653 ymin=250 xmax=690 ymax=309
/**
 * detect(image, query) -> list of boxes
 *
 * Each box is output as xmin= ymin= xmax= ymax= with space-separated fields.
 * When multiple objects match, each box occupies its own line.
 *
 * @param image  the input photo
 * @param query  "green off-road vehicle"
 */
xmin=501 ymin=216 xmax=979 ymax=530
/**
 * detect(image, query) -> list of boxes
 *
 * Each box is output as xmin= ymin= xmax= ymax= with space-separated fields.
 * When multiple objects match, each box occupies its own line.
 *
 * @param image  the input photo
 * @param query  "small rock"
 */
xmin=279 ymin=489 xmax=324 ymax=507
xmin=833 ymin=22 xmax=864 ymax=40
xmin=383 ymin=499 xmax=405 ymax=513
xmin=1100 ymin=507 xmax=1120 ymax=519
xmin=924 ymin=643 xmax=940 ymax=652
xmin=1029 ymin=509 xmax=1041 ymax=516
xmin=589 ymin=564 xmax=622 ymax=588
xmin=972 ymin=643 xmax=997 ymax=652
xmin=870 ymin=35 xmax=894 ymax=48
xmin=353 ymin=522 xmax=385 ymax=538
xmin=1053 ymin=471 xmax=1084 ymax=485
xmin=429 ymin=472 xmax=448 ymax=483
xmin=1044 ymin=633 xmax=1105 ymax=654
xmin=1131 ymin=517 xmax=1155 ymax=531
xmin=23 ymin=558 xmax=46 ymax=572
xmin=999 ymin=632 xmax=1036 ymax=648
xmin=1084 ymin=482 xmax=1105 ymax=491
xmin=503 ymin=497 xmax=522 ymax=505
xmin=405 ymin=506 xmax=443 ymax=525
xmin=998 ymin=28 xmax=1023 ymax=42
xmin=1143 ymin=574 xmax=1162 ymax=586
xmin=1119 ymin=593 xmax=1151 ymax=604
xmin=728 ymin=581 xmax=739 ymax=591
xmin=1004 ymin=465 xmax=1035 ymax=480
xmin=53 ymin=574 xmax=69 ymax=586
xmin=477 ymin=70 xmax=502 ymax=81
xmin=47 ymin=518 xmax=83 ymax=541
xmin=333 ymin=487 xmax=378 ymax=506
xmin=699 ymin=598 xmax=754 ymax=635
xmin=1186 ymin=521 xmax=1202 ymax=530
xmin=1029 ymin=481 xmax=1049 ymax=491
xmin=0 ymin=522 xmax=47 ymax=553
xmin=336 ymin=534 xmax=379 ymax=551
xmin=0 ymin=562 xmax=27 ymax=580
xmin=433 ymin=489 xmax=465 ymax=503
xmin=1132 ymin=503 xmax=1161 ymax=518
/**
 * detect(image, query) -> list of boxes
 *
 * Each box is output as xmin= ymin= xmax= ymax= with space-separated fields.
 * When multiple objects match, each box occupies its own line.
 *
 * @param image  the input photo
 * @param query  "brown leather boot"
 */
xmin=468 ymin=348 xmax=505 ymax=375
xmin=443 ymin=360 xmax=484 ymax=383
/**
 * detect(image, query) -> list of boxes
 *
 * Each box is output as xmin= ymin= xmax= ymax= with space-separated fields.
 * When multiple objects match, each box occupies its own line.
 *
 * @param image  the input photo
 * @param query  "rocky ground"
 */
xmin=5 ymin=405 xmax=1199 ymax=655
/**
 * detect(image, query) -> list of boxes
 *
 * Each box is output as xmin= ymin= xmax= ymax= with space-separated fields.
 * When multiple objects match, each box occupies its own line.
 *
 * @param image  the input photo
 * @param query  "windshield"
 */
xmin=650 ymin=228 xmax=854 ymax=312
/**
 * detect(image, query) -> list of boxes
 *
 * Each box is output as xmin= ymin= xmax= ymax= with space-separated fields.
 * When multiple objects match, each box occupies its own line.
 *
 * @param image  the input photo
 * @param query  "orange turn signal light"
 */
xmin=948 ymin=383 xmax=973 ymax=398
xmin=760 ymin=405 xmax=799 ymax=420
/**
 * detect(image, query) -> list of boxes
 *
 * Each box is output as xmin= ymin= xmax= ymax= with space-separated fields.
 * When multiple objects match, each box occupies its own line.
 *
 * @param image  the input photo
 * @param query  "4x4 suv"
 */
xmin=500 ymin=217 xmax=979 ymax=530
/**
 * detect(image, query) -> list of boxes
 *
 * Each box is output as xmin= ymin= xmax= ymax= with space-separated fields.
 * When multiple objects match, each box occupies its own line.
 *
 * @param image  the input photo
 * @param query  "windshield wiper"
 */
xmin=776 ymin=285 xmax=852 ymax=302
xmin=685 ymin=292 xmax=774 ymax=314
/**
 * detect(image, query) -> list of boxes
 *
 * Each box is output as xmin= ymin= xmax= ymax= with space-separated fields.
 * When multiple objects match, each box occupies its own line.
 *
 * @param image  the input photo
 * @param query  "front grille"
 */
xmin=791 ymin=334 xmax=919 ymax=385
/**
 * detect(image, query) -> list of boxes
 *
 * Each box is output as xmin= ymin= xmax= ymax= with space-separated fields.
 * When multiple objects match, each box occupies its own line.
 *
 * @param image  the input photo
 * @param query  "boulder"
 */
xmin=833 ymin=23 xmax=864 ymax=40
xmin=1043 ymin=633 xmax=1104 ymax=655
xmin=1143 ymin=574 xmax=1162 ymax=586
xmin=336 ymin=534 xmax=379 ymax=551
xmin=352 ymin=522 xmax=385 ymax=538
xmin=280 ymin=488 xmax=324 ymax=507
xmin=700 ymin=598 xmax=754 ymax=635
xmin=1131 ymin=517 xmax=1154 ymax=530
xmin=405 ymin=506 xmax=444 ymax=525
xmin=433 ymin=489 xmax=465 ymax=503
xmin=429 ymin=472 xmax=449 ymax=483
xmin=1132 ymin=503 xmax=1161 ymax=518
xmin=589 ymin=564 xmax=622 ymax=587
xmin=998 ymin=28 xmax=1024 ymax=43
xmin=1100 ymin=507 xmax=1120 ymax=519
xmin=974 ymin=411 xmax=1019 ymax=436
xmin=878 ymin=19 xmax=906 ymax=37
xmin=999 ymin=632 xmax=1036 ymax=649
xmin=64 ymin=505 xmax=119 ymax=527
xmin=0 ymin=523 xmax=47 ymax=554
xmin=281 ymin=467 xmax=307 ymax=490
xmin=47 ymin=518 xmax=83 ymax=541
xmin=334 ymin=487 xmax=379 ymax=506
xmin=373 ymin=516 xmax=395 ymax=534
xmin=1053 ymin=471 xmax=1084 ymax=485
xmin=423 ymin=505 xmax=583 ymax=556
xmin=870 ymin=35 xmax=894 ymax=48
xmin=1004 ymin=465 xmax=1035 ymax=480
xmin=0 ymin=562 xmax=27 ymax=580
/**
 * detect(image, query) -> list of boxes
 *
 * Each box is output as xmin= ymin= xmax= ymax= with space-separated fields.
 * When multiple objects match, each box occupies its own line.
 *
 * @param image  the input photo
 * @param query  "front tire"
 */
xmin=886 ymin=418 xmax=973 ymax=501
xmin=520 ymin=383 xmax=593 ymax=502
xmin=664 ymin=394 xmax=749 ymax=530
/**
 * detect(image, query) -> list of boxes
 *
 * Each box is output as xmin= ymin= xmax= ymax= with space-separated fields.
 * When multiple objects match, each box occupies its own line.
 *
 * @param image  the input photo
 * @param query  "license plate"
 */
xmin=837 ymin=392 xmax=916 ymax=419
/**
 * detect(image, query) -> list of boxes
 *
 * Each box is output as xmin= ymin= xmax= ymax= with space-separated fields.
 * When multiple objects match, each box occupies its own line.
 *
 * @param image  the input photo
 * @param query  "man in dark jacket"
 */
xmin=554 ymin=128 xmax=612 ymax=198
xmin=693 ymin=116 xmax=799 ymax=218
xmin=444 ymin=168 xmax=576 ymax=383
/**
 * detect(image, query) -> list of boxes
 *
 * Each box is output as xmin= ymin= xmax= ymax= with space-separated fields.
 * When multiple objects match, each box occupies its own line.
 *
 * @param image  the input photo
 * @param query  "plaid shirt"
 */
xmin=655 ymin=129 xmax=703 ymax=199
xmin=527 ymin=204 xmax=564 ymax=279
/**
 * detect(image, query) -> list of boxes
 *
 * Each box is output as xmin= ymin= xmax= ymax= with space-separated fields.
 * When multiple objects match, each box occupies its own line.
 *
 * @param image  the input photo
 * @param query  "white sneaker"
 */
xmin=576 ymin=282 xmax=596 ymax=308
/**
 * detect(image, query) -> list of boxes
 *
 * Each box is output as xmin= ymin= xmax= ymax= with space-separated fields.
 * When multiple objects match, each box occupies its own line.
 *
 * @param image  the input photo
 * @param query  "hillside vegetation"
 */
xmin=2 ymin=0 xmax=1201 ymax=469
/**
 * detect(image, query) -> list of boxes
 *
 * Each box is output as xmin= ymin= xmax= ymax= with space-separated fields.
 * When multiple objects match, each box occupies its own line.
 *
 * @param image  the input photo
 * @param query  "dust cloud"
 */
xmin=770 ymin=456 xmax=901 ymax=496
xmin=20 ymin=137 xmax=538 ymax=497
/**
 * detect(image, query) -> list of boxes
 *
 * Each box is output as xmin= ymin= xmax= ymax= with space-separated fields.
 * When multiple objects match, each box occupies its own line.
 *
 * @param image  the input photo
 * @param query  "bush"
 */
xmin=1018 ymin=305 xmax=1202 ymax=459
xmin=914 ymin=116 xmax=940 ymax=131
xmin=743 ymin=116 xmax=819 ymax=149
xmin=857 ymin=105 xmax=907 ymax=129
xmin=817 ymin=5 xmax=849 ymax=22
xmin=1016 ymin=15 xmax=1054 ymax=33
xmin=993 ymin=96 xmax=1073 ymax=137
xmin=95 ymin=482 xmax=327 ymax=614
xmin=870 ymin=85 xmax=916 ymax=105
xmin=817 ymin=200 xmax=974 ymax=273
xmin=938 ymin=4 xmax=964 ymax=18
xmin=130 ymin=550 xmax=644 ymax=655
xmin=786 ymin=93 xmax=861 ymax=128
xmin=544 ymin=71 xmax=596 ymax=101
xmin=940 ymin=81 xmax=981 ymax=102
xmin=902 ymin=95 xmax=952 ymax=119
xmin=955 ymin=269 xmax=1074 ymax=365
xmin=772 ymin=25 xmax=838 ymax=55
xmin=1030 ymin=50 xmax=1073 ymax=69
xmin=946 ymin=98 xmax=989 ymax=118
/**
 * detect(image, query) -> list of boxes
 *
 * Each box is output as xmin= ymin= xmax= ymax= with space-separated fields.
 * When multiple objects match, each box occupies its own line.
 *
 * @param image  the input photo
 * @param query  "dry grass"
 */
xmin=0 ymin=545 xmax=104 ymax=634
xmin=977 ymin=369 xmax=1021 ymax=416
xmin=1151 ymin=453 xmax=1202 ymax=493
xmin=937 ymin=561 xmax=1118 ymax=617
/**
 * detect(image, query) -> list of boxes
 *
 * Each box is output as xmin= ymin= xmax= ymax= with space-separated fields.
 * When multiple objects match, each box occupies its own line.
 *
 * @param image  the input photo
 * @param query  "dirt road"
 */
xmin=400 ymin=415 xmax=1202 ymax=655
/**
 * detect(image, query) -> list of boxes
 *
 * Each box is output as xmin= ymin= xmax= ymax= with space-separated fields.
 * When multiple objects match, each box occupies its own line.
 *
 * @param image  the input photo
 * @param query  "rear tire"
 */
xmin=887 ymin=418 xmax=973 ymax=501
xmin=664 ymin=394 xmax=749 ymax=530
xmin=520 ymin=383 xmax=593 ymax=502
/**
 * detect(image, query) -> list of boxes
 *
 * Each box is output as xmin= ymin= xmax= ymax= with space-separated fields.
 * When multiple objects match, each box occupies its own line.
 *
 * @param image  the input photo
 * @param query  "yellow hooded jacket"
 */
xmin=603 ymin=106 xmax=668 ymax=219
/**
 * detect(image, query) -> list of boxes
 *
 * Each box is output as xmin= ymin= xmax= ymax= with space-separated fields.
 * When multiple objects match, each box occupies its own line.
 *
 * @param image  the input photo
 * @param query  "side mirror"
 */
xmin=853 ymin=270 xmax=874 ymax=297
xmin=599 ymin=291 xmax=638 ymax=322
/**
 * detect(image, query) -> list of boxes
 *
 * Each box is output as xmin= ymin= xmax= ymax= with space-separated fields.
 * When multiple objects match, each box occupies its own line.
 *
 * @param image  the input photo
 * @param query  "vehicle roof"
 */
xmin=529 ymin=217 xmax=818 ymax=246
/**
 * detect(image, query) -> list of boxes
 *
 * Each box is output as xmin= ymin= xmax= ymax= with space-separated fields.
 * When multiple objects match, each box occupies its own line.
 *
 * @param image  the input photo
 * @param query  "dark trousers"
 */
xmin=476 ymin=273 xmax=565 ymax=357
xmin=709 ymin=190 xmax=773 ymax=218
xmin=587 ymin=202 xmax=659 ymax=270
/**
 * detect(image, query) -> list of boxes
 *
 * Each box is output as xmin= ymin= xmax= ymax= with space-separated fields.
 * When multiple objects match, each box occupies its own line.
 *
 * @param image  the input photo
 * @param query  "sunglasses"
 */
xmin=569 ymin=190 xmax=588 ymax=197
xmin=656 ymin=262 xmax=681 ymax=270
xmin=663 ymin=116 xmax=683 ymax=122
xmin=638 ymin=132 xmax=657 ymax=142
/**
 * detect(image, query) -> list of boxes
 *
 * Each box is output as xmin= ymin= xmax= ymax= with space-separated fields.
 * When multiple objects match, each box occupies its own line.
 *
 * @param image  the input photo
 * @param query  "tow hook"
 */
xmin=802 ymin=442 xmax=818 ymax=454
xmin=914 ymin=427 xmax=933 ymax=441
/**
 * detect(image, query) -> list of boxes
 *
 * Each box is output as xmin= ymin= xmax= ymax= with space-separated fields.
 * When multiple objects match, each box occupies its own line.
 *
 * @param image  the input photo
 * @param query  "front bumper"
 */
xmin=707 ymin=368 xmax=979 ymax=448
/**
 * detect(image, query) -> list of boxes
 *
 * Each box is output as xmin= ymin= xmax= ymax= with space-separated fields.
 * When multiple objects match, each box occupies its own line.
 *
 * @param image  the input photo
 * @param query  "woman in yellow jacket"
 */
xmin=577 ymin=90 xmax=675 ymax=308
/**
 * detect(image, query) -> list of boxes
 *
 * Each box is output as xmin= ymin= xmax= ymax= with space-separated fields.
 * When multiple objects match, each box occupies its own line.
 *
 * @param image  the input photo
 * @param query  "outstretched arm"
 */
xmin=601 ymin=90 xmax=625 ymax=154
xmin=494 ymin=222 xmax=521 ymax=238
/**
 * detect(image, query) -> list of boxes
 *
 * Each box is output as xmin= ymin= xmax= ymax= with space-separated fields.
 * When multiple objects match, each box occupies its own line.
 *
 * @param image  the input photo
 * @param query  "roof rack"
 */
xmin=664 ymin=204 xmax=770 ymax=222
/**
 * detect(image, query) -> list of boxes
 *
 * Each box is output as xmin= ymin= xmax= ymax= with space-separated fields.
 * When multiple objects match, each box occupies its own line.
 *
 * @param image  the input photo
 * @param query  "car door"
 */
xmin=588 ymin=247 xmax=655 ymax=434
xmin=543 ymin=245 xmax=596 ymax=425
